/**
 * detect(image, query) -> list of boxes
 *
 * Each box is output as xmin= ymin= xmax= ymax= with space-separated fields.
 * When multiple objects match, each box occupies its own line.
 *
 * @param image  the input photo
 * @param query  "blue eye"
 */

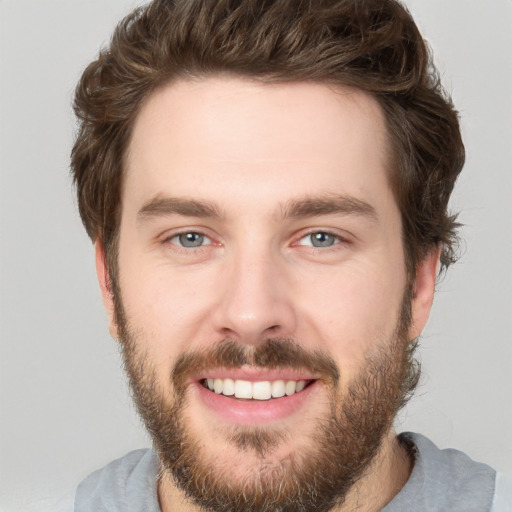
xmin=171 ymin=232 xmax=211 ymax=248
xmin=299 ymin=232 xmax=340 ymax=248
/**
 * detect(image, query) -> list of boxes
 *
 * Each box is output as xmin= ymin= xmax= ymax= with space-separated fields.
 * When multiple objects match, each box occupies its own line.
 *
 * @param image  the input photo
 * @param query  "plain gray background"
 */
xmin=1 ymin=1 xmax=511 ymax=511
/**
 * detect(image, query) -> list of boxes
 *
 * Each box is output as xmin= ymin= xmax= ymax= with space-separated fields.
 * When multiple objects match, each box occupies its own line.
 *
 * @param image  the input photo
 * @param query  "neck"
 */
xmin=337 ymin=430 xmax=413 ymax=511
xmin=158 ymin=430 xmax=413 ymax=512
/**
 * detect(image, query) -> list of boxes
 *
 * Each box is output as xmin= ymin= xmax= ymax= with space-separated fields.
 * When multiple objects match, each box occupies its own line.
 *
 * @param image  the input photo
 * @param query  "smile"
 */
xmin=202 ymin=378 xmax=312 ymax=400
xmin=193 ymin=371 xmax=320 ymax=424
xmin=192 ymin=368 xmax=322 ymax=424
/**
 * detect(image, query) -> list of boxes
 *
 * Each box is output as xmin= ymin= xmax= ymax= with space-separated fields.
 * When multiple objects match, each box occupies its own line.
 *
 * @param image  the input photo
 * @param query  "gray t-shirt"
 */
xmin=75 ymin=432 xmax=500 ymax=511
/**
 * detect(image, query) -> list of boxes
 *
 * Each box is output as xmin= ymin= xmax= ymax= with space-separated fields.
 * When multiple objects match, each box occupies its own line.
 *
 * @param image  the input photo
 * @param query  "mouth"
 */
xmin=192 ymin=371 xmax=321 ymax=425
xmin=201 ymin=377 xmax=314 ymax=400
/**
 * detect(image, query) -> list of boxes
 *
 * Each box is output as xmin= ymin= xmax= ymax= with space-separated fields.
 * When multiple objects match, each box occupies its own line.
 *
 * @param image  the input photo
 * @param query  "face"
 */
xmin=97 ymin=77 xmax=436 ymax=511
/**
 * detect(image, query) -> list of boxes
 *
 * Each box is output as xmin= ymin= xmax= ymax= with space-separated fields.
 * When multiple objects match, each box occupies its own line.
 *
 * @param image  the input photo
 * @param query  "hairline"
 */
xmin=103 ymin=73 xmax=427 ymax=286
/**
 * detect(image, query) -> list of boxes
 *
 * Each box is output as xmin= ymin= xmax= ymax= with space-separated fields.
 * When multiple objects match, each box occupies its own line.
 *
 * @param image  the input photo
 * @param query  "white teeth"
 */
xmin=296 ymin=380 xmax=306 ymax=392
xmin=271 ymin=380 xmax=286 ymax=398
xmin=252 ymin=381 xmax=272 ymax=400
xmin=222 ymin=378 xmax=235 ymax=396
xmin=234 ymin=380 xmax=253 ymax=399
xmin=204 ymin=378 xmax=310 ymax=399
xmin=213 ymin=378 xmax=223 ymax=394
xmin=285 ymin=380 xmax=297 ymax=396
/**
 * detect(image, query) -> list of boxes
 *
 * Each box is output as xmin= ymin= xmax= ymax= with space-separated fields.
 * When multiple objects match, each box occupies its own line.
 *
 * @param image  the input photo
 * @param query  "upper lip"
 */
xmin=190 ymin=366 xmax=318 ymax=383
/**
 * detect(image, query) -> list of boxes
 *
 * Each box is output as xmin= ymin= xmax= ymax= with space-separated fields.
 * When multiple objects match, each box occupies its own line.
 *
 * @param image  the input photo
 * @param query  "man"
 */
xmin=71 ymin=0 xmax=506 ymax=511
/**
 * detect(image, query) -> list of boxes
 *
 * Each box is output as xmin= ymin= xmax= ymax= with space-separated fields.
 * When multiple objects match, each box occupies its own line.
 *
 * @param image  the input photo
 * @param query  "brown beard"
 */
xmin=114 ymin=287 xmax=418 ymax=512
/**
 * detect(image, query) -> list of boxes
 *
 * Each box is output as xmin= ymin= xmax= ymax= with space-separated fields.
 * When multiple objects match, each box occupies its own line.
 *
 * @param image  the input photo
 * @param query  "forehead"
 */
xmin=124 ymin=77 xmax=393 ymax=217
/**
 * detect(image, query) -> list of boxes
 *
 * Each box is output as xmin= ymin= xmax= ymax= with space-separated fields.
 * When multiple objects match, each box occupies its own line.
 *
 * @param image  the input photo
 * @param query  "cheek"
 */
xmin=295 ymin=263 xmax=406 ymax=375
xmin=118 ymin=254 xmax=216 ymax=352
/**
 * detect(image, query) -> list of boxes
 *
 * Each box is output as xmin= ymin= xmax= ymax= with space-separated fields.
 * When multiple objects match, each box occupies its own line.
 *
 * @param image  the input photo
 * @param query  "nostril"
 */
xmin=261 ymin=324 xmax=284 ymax=339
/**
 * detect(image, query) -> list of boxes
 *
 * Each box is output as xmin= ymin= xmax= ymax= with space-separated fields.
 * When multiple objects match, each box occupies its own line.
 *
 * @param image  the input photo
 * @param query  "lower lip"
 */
xmin=193 ymin=381 xmax=319 ymax=425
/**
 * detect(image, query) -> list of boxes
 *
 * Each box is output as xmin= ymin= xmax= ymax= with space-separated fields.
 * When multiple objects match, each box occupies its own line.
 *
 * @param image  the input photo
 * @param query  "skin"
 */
xmin=96 ymin=77 xmax=438 ymax=511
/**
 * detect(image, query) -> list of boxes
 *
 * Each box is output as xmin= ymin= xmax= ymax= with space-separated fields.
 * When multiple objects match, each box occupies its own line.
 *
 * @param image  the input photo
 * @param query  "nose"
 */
xmin=212 ymin=247 xmax=297 ymax=345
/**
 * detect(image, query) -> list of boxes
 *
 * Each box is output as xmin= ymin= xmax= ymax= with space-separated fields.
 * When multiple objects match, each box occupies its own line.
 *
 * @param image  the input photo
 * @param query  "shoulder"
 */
xmin=491 ymin=472 xmax=512 ymax=512
xmin=384 ymin=432 xmax=497 ymax=512
xmin=74 ymin=448 xmax=160 ymax=512
xmin=406 ymin=432 xmax=496 ymax=489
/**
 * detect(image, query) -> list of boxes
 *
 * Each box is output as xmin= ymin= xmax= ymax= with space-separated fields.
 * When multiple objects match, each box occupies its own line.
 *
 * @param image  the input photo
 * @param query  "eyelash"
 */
xmin=162 ymin=229 xmax=349 ymax=253
xmin=164 ymin=231 xmax=213 ymax=249
xmin=295 ymin=230 xmax=347 ymax=249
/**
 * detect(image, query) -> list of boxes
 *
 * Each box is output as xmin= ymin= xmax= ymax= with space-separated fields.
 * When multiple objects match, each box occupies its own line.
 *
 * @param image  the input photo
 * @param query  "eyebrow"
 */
xmin=137 ymin=194 xmax=377 ymax=223
xmin=277 ymin=194 xmax=378 ymax=222
xmin=138 ymin=196 xmax=224 ymax=221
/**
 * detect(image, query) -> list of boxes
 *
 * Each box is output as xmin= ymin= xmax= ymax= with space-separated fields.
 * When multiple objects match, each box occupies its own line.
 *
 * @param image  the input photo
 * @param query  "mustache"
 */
xmin=171 ymin=338 xmax=340 ymax=394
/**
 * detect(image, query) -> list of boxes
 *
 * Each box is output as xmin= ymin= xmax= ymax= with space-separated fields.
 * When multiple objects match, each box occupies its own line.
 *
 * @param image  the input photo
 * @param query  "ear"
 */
xmin=409 ymin=246 xmax=441 ymax=340
xmin=95 ymin=240 xmax=119 ymax=340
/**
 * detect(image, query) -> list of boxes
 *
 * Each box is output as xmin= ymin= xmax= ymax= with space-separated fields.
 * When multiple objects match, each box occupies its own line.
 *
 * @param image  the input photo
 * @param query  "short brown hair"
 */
xmin=71 ymin=0 xmax=464 ymax=279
